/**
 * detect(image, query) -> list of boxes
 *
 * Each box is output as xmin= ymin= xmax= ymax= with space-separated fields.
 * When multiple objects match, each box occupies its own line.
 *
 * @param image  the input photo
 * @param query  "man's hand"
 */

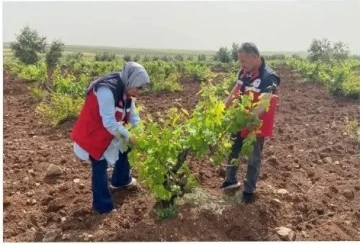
xmin=225 ymin=84 xmax=241 ymax=109
xmin=251 ymin=93 xmax=272 ymax=118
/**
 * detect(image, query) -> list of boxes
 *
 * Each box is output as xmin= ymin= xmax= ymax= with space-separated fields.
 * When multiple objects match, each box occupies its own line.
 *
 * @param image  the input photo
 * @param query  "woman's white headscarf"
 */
xmin=120 ymin=62 xmax=150 ymax=89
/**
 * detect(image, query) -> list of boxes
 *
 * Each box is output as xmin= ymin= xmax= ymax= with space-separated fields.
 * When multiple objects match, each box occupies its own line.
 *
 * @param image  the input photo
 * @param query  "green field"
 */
xmin=3 ymin=43 xmax=307 ymax=59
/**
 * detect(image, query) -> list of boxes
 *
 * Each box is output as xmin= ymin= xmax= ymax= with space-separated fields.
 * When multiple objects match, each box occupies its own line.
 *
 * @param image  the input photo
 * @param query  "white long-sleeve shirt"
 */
xmin=73 ymin=86 xmax=140 ymax=165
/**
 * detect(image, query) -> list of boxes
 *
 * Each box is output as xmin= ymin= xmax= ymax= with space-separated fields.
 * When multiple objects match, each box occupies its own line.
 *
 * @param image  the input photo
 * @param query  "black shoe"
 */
xmin=220 ymin=181 xmax=240 ymax=190
xmin=241 ymin=191 xmax=255 ymax=204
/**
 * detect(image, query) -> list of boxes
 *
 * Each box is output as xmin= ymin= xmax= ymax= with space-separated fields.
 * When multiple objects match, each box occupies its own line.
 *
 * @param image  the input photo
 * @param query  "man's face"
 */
xmin=238 ymin=52 xmax=257 ymax=72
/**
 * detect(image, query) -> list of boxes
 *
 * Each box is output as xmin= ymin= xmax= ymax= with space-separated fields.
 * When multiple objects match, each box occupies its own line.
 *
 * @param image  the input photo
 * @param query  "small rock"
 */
xmin=43 ymin=229 xmax=62 ymax=242
xmin=316 ymin=208 xmax=324 ymax=215
xmin=25 ymin=191 xmax=34 ymax=197
xmin=47 ymin=200 xmax=64 ymax=212
xmin=307 ymin=170 xmax=315 ymax=178
xmin=204 ymin=171 xmax=213 ymax=178
xmin=283 ymin=165 xmax=291 ymax=171
xmin=271 ymin=198 xmax=282 ymax=207
xmin=61 ymin=217 xmax=66 ymax=223
xmin=4 ymin=199 xmax=11 ymax=208
xmin=267 ymin=156 xmax=278 ymax=166
xmin=293 ymin=163 xmax=300 ymax=169
xmin=79 ymin=183 xmax=85 ymax=190
xmin=73 ymin=179 xmax=81 ymax=184
xmin=35 ymin=183 xmax=40 ymax=186
xmin=59 ymin=184 xmax=69 ymax=192
xmin=275 ymin=226 xmax=296 ymax=241
xmin=329 ymin=203 xmax=336 ymax=210
xmin=41 ymin=196 xmax=54 ymax=206
xmin=28 ymin=169 xmax=35 ymax=176
xmin=301 ymin=231 xmax=309 ymax=238
xmin=343 ymin=190 xmax=355 ymax=200
xmin=61 ymin=233 xmax=71 ymax=241
xmin=44 ymin=164 xmax=62 ymax=177
xmin=323 ymin=157 xmax=332 ymax=164
xmin=329 ymin=186 xmax=338 ymax=193
xmin=281 ymin=172 xmax=291 ymax=178
xmin=334 ymin=161 xmax=340 ymax=165
xmin=355 ymin=210 xmax=360 ymax=219
xmin=277 ymin=189 xmax=289 ymax=195
xmin=121 ymin=219 xmax=130 ymax=229
xmin=305 ymin=223 xmax=313 ymax=229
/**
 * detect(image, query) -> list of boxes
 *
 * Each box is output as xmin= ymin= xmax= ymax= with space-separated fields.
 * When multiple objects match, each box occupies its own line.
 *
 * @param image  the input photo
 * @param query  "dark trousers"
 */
xmin=225 ymin=133 xmax=265 ymax=193
xmin=90 ymin=151 xmax=132 ymax=214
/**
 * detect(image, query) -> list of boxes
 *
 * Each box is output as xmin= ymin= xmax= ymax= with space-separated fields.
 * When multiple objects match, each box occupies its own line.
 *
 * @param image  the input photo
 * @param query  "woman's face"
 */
xmin=126 ymin=86 xmax=143 ymax=97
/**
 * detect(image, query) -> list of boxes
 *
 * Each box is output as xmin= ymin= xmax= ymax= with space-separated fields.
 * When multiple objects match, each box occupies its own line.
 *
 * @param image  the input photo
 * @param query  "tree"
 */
xmin=123 ymin=55 xmax=132 ymax=62
xmin=10 ymin=26 xmax=47 ymax=65
xmin=198 ymin=54 xmax=206 ymax=61
xmin=308 ymin=38 xmax=332 ymax=62
xmin=231 ymin=42 xmax=240 ymax=61
xmin=133 ymin=55 xmax=141 ymax=62
xmin=45 ymin=40 xmax=64 ymax=89
xmin=95 ymin=52 xmax=116 ymax=61
xmin=332 ymin=41 xmax=349 ymax=61
xmin=46 ymin=40 xmax=64 ymax=71
xmin=214 ymin=47 xmax=232 ymax=63
xmin=307 ymin=38 xmax=349 ymax=62
xmin=174 ymin=55 xmax=184 ymax=61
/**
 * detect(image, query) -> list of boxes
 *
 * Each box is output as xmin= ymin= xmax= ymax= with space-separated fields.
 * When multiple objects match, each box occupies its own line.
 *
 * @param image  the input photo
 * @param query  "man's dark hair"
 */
xmin=238 ymin=42 xmax=260 ymax=56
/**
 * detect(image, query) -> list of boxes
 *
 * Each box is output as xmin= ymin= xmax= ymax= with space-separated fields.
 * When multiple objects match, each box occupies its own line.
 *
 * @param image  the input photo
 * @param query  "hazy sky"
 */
xmin=3 ymin=1 xmax=360 ymax=53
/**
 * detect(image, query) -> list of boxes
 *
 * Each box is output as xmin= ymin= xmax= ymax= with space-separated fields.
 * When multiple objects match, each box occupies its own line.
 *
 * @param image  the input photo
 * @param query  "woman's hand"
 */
xmin=129 ymin=135 xmax=138 ymax=145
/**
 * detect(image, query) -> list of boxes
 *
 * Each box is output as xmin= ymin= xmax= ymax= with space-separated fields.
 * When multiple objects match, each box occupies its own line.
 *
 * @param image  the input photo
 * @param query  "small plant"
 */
xmin=36 ymin=92 xmax=84 ymax=125
xmin=344 ymin=117 xmax=360 ymax=142
xmin=29 ymin=86 xmax=47 ymax=102
xmin=18 ymin=62 xmax=47 ymax=83
xmin=155 ymin=205 xmax=178 ymax=220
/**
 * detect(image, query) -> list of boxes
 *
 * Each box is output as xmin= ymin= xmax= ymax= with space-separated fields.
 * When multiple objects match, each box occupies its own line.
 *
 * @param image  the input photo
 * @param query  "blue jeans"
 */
xmin=90 ymin=151 xmax=132 ymax=214
xmin=225 ymin=134 xmax=265 ymax=193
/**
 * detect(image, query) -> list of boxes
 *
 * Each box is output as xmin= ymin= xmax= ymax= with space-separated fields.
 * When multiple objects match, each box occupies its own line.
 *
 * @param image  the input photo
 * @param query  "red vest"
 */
xmin=71 ymin=91 xmax=131 ymax=160
xmin=235 ymin=70 xmax=279 ymax=138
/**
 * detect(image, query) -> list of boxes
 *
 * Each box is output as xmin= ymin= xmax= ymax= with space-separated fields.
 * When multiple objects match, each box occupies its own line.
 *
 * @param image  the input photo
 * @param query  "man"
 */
xmin=220 ymin=42 xmax=280 ymax=204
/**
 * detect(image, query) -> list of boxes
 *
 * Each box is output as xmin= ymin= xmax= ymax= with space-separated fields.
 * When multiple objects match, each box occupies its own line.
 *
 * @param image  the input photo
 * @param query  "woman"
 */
xmin=71 ymin=62 xmax=150 ymax=214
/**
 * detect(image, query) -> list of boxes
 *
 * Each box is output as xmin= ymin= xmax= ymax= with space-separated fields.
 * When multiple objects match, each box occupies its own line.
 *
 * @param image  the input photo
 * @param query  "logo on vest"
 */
xmin=252 ymin=78 xmax=261 ymax=88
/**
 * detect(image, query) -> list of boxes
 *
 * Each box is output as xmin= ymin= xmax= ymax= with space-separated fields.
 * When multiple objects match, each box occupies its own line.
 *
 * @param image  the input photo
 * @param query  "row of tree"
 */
xmin=9 ymin=26 xmax=354 ymax=69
